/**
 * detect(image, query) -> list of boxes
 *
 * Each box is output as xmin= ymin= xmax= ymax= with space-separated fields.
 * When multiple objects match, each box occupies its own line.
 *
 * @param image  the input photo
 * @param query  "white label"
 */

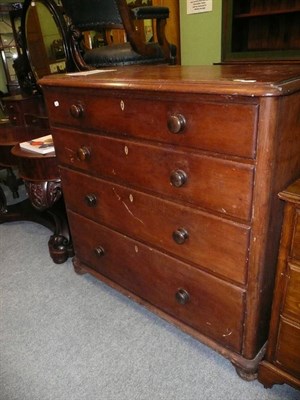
xmin=187 ymin=0 xmax=212 ymax=14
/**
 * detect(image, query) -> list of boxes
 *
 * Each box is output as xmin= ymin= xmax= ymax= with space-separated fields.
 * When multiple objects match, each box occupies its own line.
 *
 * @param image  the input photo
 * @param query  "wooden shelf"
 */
xmin=235 ymin=8 xmax=300 ymax=18
xmin=222 ymin=0 xmax=300 ymax=63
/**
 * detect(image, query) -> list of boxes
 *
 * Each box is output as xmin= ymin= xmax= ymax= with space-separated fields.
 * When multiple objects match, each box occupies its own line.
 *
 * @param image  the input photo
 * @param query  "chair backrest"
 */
xmin=60 ymin=0 xmax=176 ymax=68
xmin=61 ymin=0 xmax=123 ymax=31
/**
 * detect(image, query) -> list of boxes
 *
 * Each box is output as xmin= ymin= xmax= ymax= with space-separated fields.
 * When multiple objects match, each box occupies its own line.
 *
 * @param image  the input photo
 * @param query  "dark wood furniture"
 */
xmin=222 ymin=0 xmax=300 ymax=63
xmin=0 ymin=94 xmax=47 ymax=204
xmin=258 ymin=179 xmax=300 ymax=390
xmin=40 ymin=64 xmax=300 ymax=379
xmin=0 ymin=94 xmax=72 ymax=264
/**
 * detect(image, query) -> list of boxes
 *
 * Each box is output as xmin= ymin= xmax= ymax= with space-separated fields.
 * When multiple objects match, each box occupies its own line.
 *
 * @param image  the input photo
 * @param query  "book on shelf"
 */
xmin=19 ymin=135 xmax=55 ymax=155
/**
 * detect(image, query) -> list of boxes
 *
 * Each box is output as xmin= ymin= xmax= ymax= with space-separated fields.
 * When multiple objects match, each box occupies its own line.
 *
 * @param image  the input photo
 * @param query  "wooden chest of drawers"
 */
xmin=40 ymin=65 xmax=300 ymax=379
xmin=258 ymin=179 xmax=300 ymax=390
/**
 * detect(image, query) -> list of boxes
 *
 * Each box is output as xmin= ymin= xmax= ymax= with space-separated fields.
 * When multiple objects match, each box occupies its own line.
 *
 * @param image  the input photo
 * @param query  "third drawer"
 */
xmin=61 ymin=167 xmax=251 ymax=285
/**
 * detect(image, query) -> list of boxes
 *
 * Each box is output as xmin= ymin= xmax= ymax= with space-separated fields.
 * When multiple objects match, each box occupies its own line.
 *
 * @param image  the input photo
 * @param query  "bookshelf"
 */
xmin=222 ymin=0 xmax=300 ymax=63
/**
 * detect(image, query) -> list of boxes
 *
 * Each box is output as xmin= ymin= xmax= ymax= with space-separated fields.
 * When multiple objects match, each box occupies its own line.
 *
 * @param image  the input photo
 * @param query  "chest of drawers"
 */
xmin=40 ymin=65 xmax=300 ymax=379
xmin=258 ymin=179 xmax=300 ymax=390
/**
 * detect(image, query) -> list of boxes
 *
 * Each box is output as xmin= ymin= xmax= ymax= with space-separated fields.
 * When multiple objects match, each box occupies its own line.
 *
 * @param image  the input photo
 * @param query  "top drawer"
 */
xmin=44 ymin=88 xmax=258 ymax=159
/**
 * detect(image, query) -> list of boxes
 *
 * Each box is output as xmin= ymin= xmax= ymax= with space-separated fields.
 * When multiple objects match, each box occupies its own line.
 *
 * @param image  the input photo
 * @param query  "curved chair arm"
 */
xmin=68 ymin=25 xmax=94 ymax=71
xmin=130 ymin=6 xmax=169 ymax=20
xmin=118 ymin=1 xmax=176 ymax=65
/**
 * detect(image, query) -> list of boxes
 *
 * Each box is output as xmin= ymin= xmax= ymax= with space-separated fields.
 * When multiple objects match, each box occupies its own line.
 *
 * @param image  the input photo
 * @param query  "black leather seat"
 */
xmin=61 ymin=0 xmax=177 ymax=69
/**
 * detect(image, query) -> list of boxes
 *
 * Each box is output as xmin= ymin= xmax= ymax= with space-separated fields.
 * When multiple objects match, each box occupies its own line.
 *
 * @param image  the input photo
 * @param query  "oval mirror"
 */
xmin=21 ymin=0 xmax=71 ymax=92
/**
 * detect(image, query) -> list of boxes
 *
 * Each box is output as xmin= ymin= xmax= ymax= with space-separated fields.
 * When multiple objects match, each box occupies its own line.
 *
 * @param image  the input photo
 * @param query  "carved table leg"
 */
xmin=25 ymin=179 xmax=73 ymax=264
xmin=0 ymin=178 xmax=73 ymax=264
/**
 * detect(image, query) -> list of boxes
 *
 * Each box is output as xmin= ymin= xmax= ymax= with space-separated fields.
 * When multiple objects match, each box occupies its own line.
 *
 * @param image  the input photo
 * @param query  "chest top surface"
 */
xmin=39 ymin=65 xmax=300 ymax=97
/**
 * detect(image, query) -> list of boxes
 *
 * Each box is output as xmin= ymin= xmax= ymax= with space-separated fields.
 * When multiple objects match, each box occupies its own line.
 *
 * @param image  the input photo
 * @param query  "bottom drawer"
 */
xmin=275 ymin=317 xmax=300 ymax=378
xmin=68 ymin=211 xmax=245 ymax=353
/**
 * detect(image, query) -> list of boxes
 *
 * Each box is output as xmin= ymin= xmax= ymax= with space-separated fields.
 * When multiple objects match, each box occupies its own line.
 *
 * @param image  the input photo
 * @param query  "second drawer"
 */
xmin=54 ymin=128 xmax=254 ymax=221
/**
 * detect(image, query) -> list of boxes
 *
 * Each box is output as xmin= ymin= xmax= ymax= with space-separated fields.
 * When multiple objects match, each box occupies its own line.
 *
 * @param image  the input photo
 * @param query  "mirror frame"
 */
xmin=21 ymin=0 xmax=72 ymax=92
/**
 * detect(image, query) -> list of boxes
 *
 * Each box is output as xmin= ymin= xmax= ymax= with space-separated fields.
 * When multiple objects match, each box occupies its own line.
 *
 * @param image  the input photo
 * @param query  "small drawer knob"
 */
xmin=85 ymin=194 xmax=97 ymax=207
xmin=167 ymin=114 xmax=186 ymax=134
xmin=77 ymin=146 xmax=91 ymax=161
xmin=175 ymin=288 xmax=190 ymax=305
xmin=173 ymin=228 xmax=189 ymax=244
xmin=170 ymin=169 xmax=187 ymax=188
xmin=70 ymin=103 xmax=84 ymax=119
xmin=94 ymin=246 xmax=105 ymax=257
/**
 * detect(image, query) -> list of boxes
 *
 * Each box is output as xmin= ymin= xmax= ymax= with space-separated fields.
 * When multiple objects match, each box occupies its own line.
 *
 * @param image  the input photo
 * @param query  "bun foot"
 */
xmin=73 ymin=256 xmax=87 ymax=275
xmin=235 ymin=366 xmax=258 ymax=381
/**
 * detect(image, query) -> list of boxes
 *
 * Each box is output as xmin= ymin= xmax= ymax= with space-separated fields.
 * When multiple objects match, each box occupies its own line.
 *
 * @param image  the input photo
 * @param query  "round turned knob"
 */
xmin=175 ymin=288 xmax=190 ymax=305
xmin=170 ymin=169 xmax=187 ymax=188
xmin=84 ymin=194 xmax=97 ymax=207
xmin=77 ymin=146 xmax=91 ymax=161
xmin=167 ymin=114 xmax=186 ymax=134
xmin=94 ymin=246 xmax=105 ymax=257
xmin=70 ymin=103 xmax=84 ymax=119
xmin=172 ymin=228 xmax=189 ymax=244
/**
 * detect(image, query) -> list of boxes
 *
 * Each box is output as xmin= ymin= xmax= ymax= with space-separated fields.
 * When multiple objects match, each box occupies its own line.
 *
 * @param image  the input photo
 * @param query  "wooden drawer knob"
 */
xmin=70 ymin=103 xmax=84 ymax=119
xmin=77 ymin=146 xmax=91 ymax=161
xmin=167 ymin=114 xmax=186 ymax=134
xmin=170 ymin=169 xmax=187 ymax=187
xmin=94 ymin=246 xmax=105 ymax=257
xmin=173 ymin=228 xmax=189 ymax=244
xmin=85 ymin=194 xmax=97 ymax=207
xmin=175 ymin=288 xmax=190 ymax=305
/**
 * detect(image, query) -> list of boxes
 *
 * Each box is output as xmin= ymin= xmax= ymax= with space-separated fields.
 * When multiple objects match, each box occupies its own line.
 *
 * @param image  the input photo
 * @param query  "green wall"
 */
xmin=0 ymin=59 xmax=7 ymax=94
xmin=179 ymin=1 xmax=222 ymax=65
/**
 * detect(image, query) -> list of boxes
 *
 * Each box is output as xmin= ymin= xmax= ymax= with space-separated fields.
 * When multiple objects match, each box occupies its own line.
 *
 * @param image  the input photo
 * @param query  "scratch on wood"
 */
xmin=112 ymin=187 xmax=144 ymax=225
xmin=122 ymin=201 xmax=145 ymax=225
xmin=112 ymin=187 xmax=121 ymax=200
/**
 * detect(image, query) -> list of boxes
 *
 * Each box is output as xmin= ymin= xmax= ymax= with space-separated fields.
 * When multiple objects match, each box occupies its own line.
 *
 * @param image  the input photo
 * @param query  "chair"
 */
xmin=60 ymin=0 xmax=177 ymax=70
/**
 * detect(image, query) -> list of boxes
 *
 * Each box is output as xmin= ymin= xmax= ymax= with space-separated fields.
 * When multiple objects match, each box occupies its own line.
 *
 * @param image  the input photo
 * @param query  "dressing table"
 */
xmin=40 ymin=64 xmax=300 ymax=379
xmin=0 ymin=93 xmax=72 ymax=264
xmin=0 ymin=0 xmax=73 ymax=263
